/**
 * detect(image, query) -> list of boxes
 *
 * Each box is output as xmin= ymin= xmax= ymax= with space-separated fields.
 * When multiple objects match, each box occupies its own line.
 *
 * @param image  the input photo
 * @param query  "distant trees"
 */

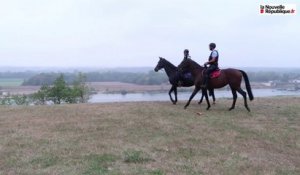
xmin=0 ymin=73 xmax=90 ymax=105
xmin=247 ymin=72 xmax=300 ymax=82
xmin=22 ymin=71 xmax=169 ymax=86
xmin=31 ymin=73 xmax=90 ymax=104
xmin=22 ymin=73 xmax=74 ymax=86
xmin=4 ymin=69 xmax=299 ymax=86
xmin=0 ymin=71 xmax=36 ymax=79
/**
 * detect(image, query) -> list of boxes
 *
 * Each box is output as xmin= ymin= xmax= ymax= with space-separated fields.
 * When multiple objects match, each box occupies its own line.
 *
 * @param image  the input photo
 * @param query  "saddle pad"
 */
xmin=211 ymin=70 xmax=221 ymax=78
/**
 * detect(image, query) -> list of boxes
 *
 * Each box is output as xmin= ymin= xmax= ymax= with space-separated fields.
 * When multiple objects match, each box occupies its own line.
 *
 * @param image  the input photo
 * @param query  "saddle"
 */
xmin=176 ymin=72 xmax=194 ymax=86
xmin=183 ymin=72 xmax=193 ymax=79
xmin=210 ymin=69 xmax=221 ymax=78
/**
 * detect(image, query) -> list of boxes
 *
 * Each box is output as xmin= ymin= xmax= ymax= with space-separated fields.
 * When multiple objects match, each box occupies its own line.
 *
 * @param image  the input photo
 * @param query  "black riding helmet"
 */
xmin=183 ymin=49 xmax=189 ymax=60
xmin=184 ymin=49 xmax=189 ymax=54
xmin=209 ymin=43 xmax=216 ymax=49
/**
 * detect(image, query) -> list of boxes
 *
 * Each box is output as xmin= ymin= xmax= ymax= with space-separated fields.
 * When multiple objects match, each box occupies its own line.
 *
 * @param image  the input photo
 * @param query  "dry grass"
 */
xmin=0 ymin=97 xmax=299 ymax=175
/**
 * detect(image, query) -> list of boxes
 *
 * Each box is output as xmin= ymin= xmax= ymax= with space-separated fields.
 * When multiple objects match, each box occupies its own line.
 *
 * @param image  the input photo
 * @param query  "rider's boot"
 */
xmin=200 ymin=75 xmax=208 ymax=88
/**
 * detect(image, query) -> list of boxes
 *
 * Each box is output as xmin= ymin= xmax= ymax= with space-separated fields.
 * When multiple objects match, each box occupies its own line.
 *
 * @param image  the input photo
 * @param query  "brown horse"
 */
xmin=178 ymin=58 xmax=254 ymax=111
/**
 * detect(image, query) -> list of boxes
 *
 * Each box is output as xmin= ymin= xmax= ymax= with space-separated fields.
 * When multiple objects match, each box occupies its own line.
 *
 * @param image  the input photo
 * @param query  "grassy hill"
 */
xmin=0 ymin=97 xmax=299 ymax=175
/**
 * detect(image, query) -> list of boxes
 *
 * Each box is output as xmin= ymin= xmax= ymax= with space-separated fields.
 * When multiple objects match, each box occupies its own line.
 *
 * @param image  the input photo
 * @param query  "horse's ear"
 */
xmin=159 ymin=57 xmax=163 ymax=60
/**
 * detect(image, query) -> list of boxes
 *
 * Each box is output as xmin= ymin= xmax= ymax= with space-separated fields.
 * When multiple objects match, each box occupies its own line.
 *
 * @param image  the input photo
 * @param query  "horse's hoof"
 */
xmin=228 ymin=108 xmax=234 ymax=111
xmin=173 ymin=102 xmax=176 ymax=105
xmin=184 ymin=106 xmax=187 ymax=110
xmin=198 ymin=102 xmax=202 ymax=105
xmin=213 ymin=102 xmax=216 ymax=105
xmin=206 ymin=107 xmax=210 ymax=110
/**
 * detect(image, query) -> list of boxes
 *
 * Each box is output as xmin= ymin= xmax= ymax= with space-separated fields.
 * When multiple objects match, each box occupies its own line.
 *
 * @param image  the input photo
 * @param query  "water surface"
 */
xmin=89 ymin=89 xmax=300 ymax=103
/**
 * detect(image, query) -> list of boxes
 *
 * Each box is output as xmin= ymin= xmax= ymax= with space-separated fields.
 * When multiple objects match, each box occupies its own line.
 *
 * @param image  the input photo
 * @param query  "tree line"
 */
xmin=1 ymin=73 xmax=89 ymax=105
xmin=1 ymin=70 xmax=300 ymax=87
xmin=22 ymin=71 xmax=168 ymax=86
xmin=21 ymin=71 xmax=300 ymax=86
xmin=247 ymin=72 xmax=300 ymax=82
xmin=0 ymin=71 xmax=36 ymax=79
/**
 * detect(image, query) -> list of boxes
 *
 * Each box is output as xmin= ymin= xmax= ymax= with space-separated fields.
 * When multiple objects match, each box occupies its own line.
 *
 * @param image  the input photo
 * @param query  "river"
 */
xmin=89 ymin=89 xmax=300 ymax=103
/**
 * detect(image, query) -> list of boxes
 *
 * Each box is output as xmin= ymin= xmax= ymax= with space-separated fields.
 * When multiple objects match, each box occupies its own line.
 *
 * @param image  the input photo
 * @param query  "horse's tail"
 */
xmin=239 ymin=70 xmax=254 ymax=101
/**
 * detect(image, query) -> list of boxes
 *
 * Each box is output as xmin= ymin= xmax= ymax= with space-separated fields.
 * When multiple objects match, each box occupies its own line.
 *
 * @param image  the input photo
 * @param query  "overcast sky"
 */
xmin=0 ymin=0 xmax=299 ymax=68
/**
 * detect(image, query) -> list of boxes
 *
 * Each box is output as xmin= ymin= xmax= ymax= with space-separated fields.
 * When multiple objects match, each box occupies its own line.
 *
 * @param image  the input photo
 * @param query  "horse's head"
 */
xmin=154 ymin=57 xmax=165 ymax=72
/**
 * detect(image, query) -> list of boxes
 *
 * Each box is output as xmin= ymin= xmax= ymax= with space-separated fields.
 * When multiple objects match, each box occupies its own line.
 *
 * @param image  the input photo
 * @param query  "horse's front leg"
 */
xmin=184 ymin=87 xmax=200 ymax=109
xmin=174 ymin=86 xmax=178 ymax=104
xmin=169 ymin=85 xmax=176 ymax=104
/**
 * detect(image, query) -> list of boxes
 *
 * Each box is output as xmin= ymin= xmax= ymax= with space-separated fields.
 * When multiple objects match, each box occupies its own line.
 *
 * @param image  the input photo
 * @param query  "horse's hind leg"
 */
xmin=184 ymin=87 xmax=200 ymax=109
xmin=211 ymin=89 xmax=216 ymax=105
xmin=203 ymin=88 xmax=211 ymax=110
xmin=198 ymin=93 xmax=204 ymax=105
xmin=200 ymin=89 xmax=214 ymax=105
xmin=237 ymin=88 xmax=250 ymax=112
xmin=229 ymin=89 xmax=237 ymax=111
xmin=169 ymin=85 xmax=176 ymax=104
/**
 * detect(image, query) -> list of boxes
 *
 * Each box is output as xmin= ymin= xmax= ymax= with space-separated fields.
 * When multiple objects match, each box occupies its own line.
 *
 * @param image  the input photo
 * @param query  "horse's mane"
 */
xmin=162 ymin=58 xmax=177 ymax=69
xmin=186 ymin=58 xmax=203 ymax=69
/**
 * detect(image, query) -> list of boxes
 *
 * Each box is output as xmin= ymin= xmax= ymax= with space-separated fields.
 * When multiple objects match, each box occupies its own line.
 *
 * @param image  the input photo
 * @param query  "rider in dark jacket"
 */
xmin=201 ymin=43 xmax=219 ymax=88
xmin=183 ymin=49 xmax=190 ymax=60
xmin=178 ymin=49 xmax=192 ymax=86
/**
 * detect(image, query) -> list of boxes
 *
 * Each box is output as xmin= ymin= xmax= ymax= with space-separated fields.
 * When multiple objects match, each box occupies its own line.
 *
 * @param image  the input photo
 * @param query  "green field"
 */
xmin=0 ymin=78 xmax=23 ymax=86
xmin=0 ymin=97 xmax=299 ymax=175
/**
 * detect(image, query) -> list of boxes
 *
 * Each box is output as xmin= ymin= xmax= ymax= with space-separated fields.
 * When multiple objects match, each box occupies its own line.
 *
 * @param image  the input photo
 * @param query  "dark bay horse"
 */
xmin=178 ymin=58 xmax=254 ymax=111
xmin=154 ymin=57 xmax=215 ymax=104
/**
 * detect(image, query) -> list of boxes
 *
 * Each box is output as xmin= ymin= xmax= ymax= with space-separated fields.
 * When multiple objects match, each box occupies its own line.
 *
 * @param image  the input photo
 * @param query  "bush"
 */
xmin=32 ymin=73 xmax=90 ymax=105
xmin=0 ymin=97 xmax=13 ymax=105
xmin=32 ymin=85 xmax=50 ymax=105
xmin=12 ymin=95 xmax=28 ymax=105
